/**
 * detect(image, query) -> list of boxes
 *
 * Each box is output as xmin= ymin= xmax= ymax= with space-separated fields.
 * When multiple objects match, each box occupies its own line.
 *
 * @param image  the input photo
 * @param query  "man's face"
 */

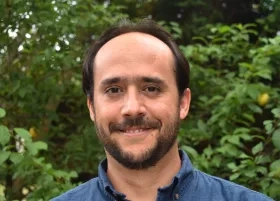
xmin=88 ymin=32 xmax=190 ymax=170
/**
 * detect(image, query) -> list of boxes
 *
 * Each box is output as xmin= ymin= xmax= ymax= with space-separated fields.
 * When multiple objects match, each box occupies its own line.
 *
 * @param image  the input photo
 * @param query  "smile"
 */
xmin=120 ymin=127 xmax=152 ymax=136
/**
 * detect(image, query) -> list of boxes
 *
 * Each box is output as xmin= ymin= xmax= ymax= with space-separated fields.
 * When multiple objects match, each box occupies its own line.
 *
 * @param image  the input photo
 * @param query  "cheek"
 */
xmin=149 ymin=100 xmax=179 ymax=119
xmin=94 ymin=100 xmax=121 ymax=120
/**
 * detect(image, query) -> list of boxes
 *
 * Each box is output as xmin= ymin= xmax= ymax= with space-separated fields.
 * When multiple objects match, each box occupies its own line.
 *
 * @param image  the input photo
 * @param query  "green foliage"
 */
xmin=158 ymin=21 xmax=182 ymax=39
xmin=0 ymin=108 xmax=77 ymax=200
xmin=179 ymin=23 xmax=280 ymax=199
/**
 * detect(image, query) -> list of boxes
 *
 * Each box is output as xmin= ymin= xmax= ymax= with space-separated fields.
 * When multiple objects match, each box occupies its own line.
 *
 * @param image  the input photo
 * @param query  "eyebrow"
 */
xmin=100 ymin=77 xmax=123 ymax=86
xmin=100 ymin=76 xmax=166 ymax=86
xmin=141 ymin=76 xmax=165 ymax=85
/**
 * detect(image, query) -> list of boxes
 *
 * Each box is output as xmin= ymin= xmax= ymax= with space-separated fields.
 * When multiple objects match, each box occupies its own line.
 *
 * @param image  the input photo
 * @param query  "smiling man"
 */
xmin=52 ymin=20 xmax=273 ymax=201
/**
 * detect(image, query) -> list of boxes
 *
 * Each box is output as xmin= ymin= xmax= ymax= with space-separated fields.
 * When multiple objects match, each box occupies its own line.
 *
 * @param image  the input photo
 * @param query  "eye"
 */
xmin=105 ymin=87 xmax=122 ymax=94
xmin=143 ymin=86 xmax=160 ymax=93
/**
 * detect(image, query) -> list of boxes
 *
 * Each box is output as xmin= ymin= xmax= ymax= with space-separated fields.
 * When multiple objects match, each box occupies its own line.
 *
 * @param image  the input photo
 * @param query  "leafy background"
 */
xmin=0 ymin=0 xmax=279 ymax=200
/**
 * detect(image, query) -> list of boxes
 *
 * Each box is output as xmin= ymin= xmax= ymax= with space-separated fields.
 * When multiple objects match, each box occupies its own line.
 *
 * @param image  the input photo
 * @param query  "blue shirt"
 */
xmin=51 ymin=150 xmax=274 ymax=201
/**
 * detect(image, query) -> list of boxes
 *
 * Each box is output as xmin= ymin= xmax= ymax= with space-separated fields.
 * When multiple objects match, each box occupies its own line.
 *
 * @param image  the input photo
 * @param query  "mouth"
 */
xmin=119 ymin=127 xmax=153 ymax=136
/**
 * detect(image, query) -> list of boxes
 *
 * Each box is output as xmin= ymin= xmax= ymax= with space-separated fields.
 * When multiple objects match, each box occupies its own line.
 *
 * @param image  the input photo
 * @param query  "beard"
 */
xmin=93 ymin=110 xmax=180 ymax=170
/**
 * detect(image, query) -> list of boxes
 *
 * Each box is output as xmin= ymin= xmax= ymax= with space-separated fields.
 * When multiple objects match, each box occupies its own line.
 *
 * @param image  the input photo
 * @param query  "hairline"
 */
xmin=84 ymin=20 xmax=189 ymax=102
xmin=93 ymin=31 xmax=177 ymax=87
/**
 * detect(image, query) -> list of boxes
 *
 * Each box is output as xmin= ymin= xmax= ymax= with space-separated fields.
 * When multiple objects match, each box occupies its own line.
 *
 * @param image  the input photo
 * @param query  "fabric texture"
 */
xmin=51 ymin=150 xmax=274 ymax=201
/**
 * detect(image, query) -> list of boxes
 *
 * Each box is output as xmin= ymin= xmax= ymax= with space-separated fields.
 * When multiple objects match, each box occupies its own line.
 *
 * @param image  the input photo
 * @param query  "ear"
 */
xmin=179 ymin=88 xmax=191 ymax=120
xmin=87 ymin=98 xmax=95 ymax=122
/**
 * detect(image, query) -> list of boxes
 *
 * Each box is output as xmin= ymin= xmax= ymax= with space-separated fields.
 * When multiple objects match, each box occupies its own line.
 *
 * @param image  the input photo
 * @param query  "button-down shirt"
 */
xmin=51 ymin=150 xmax=274 ymax=201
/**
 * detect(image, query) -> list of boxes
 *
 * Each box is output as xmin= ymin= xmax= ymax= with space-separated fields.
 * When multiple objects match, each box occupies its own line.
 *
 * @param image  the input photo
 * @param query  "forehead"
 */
xmin=94 ymin=32 xmax=175 ymax=84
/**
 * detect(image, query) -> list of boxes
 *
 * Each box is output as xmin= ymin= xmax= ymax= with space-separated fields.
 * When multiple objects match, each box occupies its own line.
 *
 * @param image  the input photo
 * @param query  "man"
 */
xmin=52 ymin=19 xmax=273 ymax=201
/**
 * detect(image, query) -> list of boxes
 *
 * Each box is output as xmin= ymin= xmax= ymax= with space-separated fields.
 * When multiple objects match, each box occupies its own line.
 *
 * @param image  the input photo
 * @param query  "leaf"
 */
xmin=227 ymin=135 xmax=241 ymax=146
xmin=252 ymin=142 xmax=264 ymax=155
xmin=14 ymin=128 xmax=31 ymax=142
xmin=33 ymin=141 xmax=48 ymax=151
xmin=263 ymin=120 xmax=273 ymax=134
xmin=10 ymin=153 xmax=24 ymax=164
xmin=0 ymin=151 xmax=11 ymax=164
xmin=244 ymin=170 xmax=256 ymax=178
xmin=230 ymin=172 xmax=240 ymax=181
xmin=26 ymin=141 xmax=47 ymax=156
xmin=248 ymin=104 xmax=262 ymax=114
xmin=227 ymin=162 xmax=237 ymax=170
xmin=239 ymin=62 xmax=253 ymax=69
xmin=254 ymin=70 xmax=272 ymax=80
xmin=218 ymin=25 xmax=231 ymax=33
xmin=260 ymin=179 xmax=270 ymax=190
xmin=192 ymin=36 xmax=208 ymax=45
xmin=270 ymin=159 xmax=280 ymax=171
xmin=256 ymin=166 xmax=267 ymax=175
xmin=244 ymin=23 xmax=257 ymax=29
xmin=268 ymin=183 xmax=280 ymax=197
xmin=242 ymin=113 xmax=255 ymax=123
xmin=255 ymin=155 xmax=271 ymax=164
xmin=246 ymin=84 xmax=261 ymax=100
xmin=53 ymin=170 xmax=67 ymax=178
xmin=203 ymin=146 xmax=213 ymax=159
xmin=25 ymin=142 xmax=37 ymax=156
xmin=0 ymin=125 xmax=10 ymax=146
xmin=212 ymin=155 xmax=222 ymax=167
xmin=197 ymin=120 xmax=207 ymax=131
xmin=171 ymin=26 xmax=182 ymax=35
xmin=239 ymin=153 xmax=251 ymax=159
xmin=239 ymin=133 xmax=252 ymax=141
xmin=244 ymin=29 xmax=258 ymax=35
xmin=223 ymin=144 xmax=240 ymax=157
xmin=233 ymin=127 xmax=251 ymax=135
xmin=0 ymin=108 xmax=6 ymax=118
xmin=272 ymin=129 xmax=280 ymax=150
xmin=181 ymin=145 xmax=198 ymax=158
xmin=69 ymin=171 xmax=78 ymax=178
xmin=272 ymin=108 xmax=280 ymax=118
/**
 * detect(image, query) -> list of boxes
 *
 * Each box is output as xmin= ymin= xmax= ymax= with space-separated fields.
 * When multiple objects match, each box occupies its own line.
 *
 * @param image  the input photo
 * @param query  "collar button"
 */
xmin=174 ymin=193 xmax=179 ymax=200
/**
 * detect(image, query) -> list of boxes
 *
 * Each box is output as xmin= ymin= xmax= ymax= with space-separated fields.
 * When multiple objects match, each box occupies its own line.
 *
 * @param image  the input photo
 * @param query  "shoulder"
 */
xmin=50 ymin=178 xmax=99 ymax=201
xmin=190 ymin=169 xmax=274 ymax=201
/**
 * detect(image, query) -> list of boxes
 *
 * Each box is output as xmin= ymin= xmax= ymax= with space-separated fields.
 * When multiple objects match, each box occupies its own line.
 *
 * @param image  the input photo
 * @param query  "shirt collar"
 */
xmin=173 ymin=149 xmax=195 ymax=190
xmin=97 ymin=150 xmax=194 ymax=197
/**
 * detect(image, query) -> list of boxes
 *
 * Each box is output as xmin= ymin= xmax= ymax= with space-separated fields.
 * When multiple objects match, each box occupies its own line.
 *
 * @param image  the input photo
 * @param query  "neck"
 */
xmin=106 ymin=143 xmax=181 ymax=201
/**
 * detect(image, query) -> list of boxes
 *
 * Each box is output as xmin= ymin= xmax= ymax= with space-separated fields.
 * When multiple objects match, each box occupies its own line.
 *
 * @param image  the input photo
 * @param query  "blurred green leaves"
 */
xmin=272 ymin=129 xmax=280 ymax=150
xmin=179 ymin=23 xmax=280 ymax=199
xmin=0 ymin=108 xmax=77 ymax=200
xmin=0 ymin=125 xmax=10 ymax=146
xmin=0 ymin=108 xmax=6 ymax=118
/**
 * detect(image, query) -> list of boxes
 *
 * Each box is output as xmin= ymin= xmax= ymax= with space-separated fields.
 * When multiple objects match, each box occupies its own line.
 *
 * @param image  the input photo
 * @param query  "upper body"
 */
xmin=51 ymin=150 xmax=273 ymax=201
xmin=52 ymin=19 xmax=274 ymax=201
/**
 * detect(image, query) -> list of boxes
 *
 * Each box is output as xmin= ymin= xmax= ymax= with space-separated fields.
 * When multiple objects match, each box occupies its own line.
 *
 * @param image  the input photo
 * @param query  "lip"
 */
xmin=120 ymin=128 xmax=153 ymax=136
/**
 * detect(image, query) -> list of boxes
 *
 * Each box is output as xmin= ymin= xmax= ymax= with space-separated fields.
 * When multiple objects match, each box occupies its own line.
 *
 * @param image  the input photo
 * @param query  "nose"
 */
xmin=121 ymin=88 xmax=146 ymax=117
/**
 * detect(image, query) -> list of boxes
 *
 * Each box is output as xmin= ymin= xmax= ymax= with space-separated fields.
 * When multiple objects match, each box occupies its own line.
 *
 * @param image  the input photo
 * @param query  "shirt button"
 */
xmin=174 ymin=193 xmax=179 ymax=200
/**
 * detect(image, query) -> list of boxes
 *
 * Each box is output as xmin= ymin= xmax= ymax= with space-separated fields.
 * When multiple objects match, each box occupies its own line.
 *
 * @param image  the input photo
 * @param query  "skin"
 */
xmin=87 ymin=32 xmax=191 ymax=201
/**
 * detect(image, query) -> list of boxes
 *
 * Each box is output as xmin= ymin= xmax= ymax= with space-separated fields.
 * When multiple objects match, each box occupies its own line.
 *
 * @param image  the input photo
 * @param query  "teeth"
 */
xmin=125 ymin=129 xmax=144 ymax=133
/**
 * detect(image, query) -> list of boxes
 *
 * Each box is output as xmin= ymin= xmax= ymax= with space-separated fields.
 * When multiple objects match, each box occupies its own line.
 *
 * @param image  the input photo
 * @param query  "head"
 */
xmin=83 ymin=19 xmax=191 ymax=170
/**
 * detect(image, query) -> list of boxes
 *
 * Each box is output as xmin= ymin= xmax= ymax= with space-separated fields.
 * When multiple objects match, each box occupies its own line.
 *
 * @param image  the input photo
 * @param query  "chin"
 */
xmin=123 ymin=144 xmax=155 ymax=158
xmin=104 ymin=132 xmax=177 ymax=170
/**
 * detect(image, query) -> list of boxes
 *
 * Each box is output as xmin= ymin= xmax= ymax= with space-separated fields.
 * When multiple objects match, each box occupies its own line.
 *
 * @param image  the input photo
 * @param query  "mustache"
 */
xmin=109 ymin=116 xmax=161 ymax=132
